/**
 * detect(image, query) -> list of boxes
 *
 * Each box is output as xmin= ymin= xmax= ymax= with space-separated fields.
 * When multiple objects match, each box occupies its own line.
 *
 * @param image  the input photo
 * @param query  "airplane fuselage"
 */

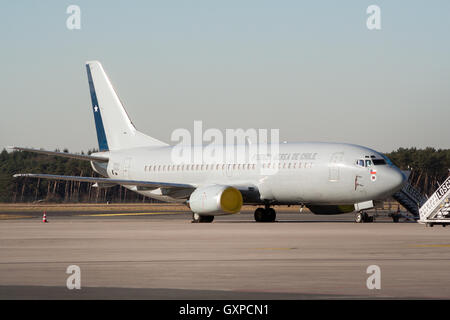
xmin=98 ymin=142 xmax=405 ymax=206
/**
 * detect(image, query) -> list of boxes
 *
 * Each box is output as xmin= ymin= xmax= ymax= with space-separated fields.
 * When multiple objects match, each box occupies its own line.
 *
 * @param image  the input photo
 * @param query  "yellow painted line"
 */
xmin=0 ymin=214 xmax=34 ymax=220
xmin=413 ymin=244 xmax=450 ymax=248
xmin=254 ymin=247 xmax=297 ymax=250
xmin=77 ymin=212 xmax=186 ymax=217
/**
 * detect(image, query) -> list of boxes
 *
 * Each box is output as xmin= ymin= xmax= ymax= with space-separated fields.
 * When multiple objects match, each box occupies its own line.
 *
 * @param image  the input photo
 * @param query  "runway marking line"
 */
xmin=0 ymin=214 xmax=34 ymax=220
xmin=413 ymin=244 xmax=450 ymax=248
xmin=77 ymin=212 xmax=186 ymax=217
xmin=254 ymin=247 xmax=297 ymax=250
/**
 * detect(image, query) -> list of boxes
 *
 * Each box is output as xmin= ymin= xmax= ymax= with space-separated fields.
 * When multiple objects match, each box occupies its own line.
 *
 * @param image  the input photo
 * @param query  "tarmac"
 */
xmin=0 ymin=208 xmax=449 ymax=299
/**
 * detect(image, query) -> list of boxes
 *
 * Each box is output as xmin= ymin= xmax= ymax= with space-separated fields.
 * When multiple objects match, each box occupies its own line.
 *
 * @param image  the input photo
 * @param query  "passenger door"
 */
xmin=329 ymin=152 xmax=344 ymax=182
xmin=123 ymin=157 xmax=132 ymax=179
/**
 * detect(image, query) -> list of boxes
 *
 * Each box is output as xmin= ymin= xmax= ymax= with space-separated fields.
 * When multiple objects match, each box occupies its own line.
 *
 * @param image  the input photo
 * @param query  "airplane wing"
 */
xmin=9 ymin=146 xmax=109 ymax=162
xmin=13 ymin=173 xmax=194 ymax=189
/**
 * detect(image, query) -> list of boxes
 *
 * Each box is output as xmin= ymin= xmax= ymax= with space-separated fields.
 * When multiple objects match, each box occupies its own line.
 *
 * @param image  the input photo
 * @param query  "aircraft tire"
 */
xmin=192 ymin=213 xmax=214 ymax=223
xmin=267 ymin=208 xmax=276 ymax=222
xmin=355 ymin=212 xmax=367 ymax=223
xmin=254 ymin=208 xmax=265 ymax=222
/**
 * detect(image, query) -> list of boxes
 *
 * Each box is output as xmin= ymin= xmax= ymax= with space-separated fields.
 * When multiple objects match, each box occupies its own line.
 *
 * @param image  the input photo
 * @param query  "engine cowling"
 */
xmin=307 ymin=204 xmax=355 ymax=215
xmin=189 ymin=185 xmax=243 ymax=215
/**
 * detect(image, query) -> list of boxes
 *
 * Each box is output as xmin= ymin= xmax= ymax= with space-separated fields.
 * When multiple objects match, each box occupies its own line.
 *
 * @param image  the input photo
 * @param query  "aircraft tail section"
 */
xmin=86 ymin=61 xmax=167 ymax=151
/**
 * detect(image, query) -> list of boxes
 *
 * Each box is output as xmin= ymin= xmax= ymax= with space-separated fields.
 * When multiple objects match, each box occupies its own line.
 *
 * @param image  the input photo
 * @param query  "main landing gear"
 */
xmin=192 ymin=213 xmax=214 ymax=223
xmin=254 ymin=206 xmax=276 ymax=222
xmin=354 ymin=211 xmax=374 ymax=223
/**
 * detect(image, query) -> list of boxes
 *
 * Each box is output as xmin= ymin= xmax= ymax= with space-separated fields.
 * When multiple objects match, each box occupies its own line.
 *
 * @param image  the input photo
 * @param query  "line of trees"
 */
xmin=386 ymin=147 xmax=450 ymax=195
xmin=0 ymin=147 xmax=449 ymax=203
xmin=0 ymin=149 xmax=152 ymax=203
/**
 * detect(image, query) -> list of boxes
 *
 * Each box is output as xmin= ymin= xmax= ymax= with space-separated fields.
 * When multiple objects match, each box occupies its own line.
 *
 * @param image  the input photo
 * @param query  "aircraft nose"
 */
xmin=387 ymin=168 xmax=406 ymax=193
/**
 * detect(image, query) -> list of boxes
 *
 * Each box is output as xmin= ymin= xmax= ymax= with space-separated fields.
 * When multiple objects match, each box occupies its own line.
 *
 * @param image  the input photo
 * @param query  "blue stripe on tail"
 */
xmin=86 ymin=64 xmax=109 ymax=151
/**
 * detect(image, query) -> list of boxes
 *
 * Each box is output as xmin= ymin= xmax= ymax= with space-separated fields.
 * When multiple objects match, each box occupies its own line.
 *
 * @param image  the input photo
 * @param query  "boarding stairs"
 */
xmin=392 ymin=180 xmax=428 ymax=219
xmin=419 ymin=175 xmax=450 ymax=226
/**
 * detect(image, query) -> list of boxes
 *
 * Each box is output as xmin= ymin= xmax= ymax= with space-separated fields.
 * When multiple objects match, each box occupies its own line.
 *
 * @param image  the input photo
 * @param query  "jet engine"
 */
xmin=189 ymin=185 xmax=243 ymax=215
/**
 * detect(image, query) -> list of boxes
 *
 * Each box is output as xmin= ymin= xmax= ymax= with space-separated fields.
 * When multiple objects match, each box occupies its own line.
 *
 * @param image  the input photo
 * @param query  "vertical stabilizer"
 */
xmin=86 ymin=61 xmax=167 ymax=151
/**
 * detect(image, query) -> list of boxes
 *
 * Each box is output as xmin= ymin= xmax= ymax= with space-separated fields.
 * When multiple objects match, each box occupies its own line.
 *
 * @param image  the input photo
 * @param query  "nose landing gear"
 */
xmin=355 ymin=211 xmax=374 ymax=223
xmin=254 ymin=206 xmax=276 ymax=222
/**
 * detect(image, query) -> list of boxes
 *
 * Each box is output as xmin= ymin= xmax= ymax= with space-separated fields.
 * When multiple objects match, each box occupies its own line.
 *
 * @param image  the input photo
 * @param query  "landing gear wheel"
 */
xmin=192 ymin=213 xmax=214 ymax=223
xmin=355 ymin=212 xmax=369 ymax=223
xmin=254 ymin=207 xmax=276 ymax=222
xmin=254 ymin=208 xmax=265 ymax=222
xmin=267 ymin=208 xmax=276 ymax=222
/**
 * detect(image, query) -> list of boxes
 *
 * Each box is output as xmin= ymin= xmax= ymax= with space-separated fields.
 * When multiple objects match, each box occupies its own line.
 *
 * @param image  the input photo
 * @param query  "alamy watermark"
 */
xmin=66 ymin=5 xmax=81 ymax=30
xmin=170 ymin=121 xmax=280 ymax=175
xmin=366 ymin=5 xmax=381 ymax=30
xmin=366 ymin=265 xmax=381 ymax=290
xmin=66 ymin=265 xmax=81 ymax=290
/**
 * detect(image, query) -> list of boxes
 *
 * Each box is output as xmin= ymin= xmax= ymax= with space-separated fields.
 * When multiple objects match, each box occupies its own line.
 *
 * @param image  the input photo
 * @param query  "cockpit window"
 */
xmin=356 ymin=159 xmax=374 ymax=167
xmin=372 ymin=159 xmax=387 ymax=165
xmin=381 ymin=154 xmax=394 ymax=166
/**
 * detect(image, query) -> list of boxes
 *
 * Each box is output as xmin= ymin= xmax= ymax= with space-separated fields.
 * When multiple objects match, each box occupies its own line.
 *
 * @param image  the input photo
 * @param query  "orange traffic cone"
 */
xmin=42 ymin=212 xmax=48 ymax=223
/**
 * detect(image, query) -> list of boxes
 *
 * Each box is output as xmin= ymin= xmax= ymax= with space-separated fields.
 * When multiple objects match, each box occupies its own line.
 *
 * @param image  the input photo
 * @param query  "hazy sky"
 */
xmin=1 ymin=1 xmax=449 ymax=153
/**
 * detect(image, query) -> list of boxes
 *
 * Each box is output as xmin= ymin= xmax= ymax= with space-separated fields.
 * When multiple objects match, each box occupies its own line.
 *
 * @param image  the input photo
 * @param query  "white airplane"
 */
xmin=12 ymin=61 xmax=406 ymax=223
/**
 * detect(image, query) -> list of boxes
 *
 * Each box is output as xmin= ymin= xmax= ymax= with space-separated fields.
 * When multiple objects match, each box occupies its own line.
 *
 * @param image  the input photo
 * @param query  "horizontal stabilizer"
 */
xmin=13 ymin=173 xmax=194 ymax=190
xmin=9 ymin=147 xmax=109 ymax=162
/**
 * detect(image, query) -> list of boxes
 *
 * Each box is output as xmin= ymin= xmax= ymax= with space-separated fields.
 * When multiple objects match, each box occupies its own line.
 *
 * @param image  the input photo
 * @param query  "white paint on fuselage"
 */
xmin=101 ymin=142 xmax=405 ymax=205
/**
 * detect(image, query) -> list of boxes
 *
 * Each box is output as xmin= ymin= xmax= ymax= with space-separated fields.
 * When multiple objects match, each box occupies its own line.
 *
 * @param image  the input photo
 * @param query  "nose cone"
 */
xmin=386 ymin=168 xmax=406 ymax=194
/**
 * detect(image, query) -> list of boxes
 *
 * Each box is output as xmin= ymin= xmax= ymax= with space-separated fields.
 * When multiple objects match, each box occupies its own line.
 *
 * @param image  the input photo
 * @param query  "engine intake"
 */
xmin=189 ymin=185 xmax=243 ymax=215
